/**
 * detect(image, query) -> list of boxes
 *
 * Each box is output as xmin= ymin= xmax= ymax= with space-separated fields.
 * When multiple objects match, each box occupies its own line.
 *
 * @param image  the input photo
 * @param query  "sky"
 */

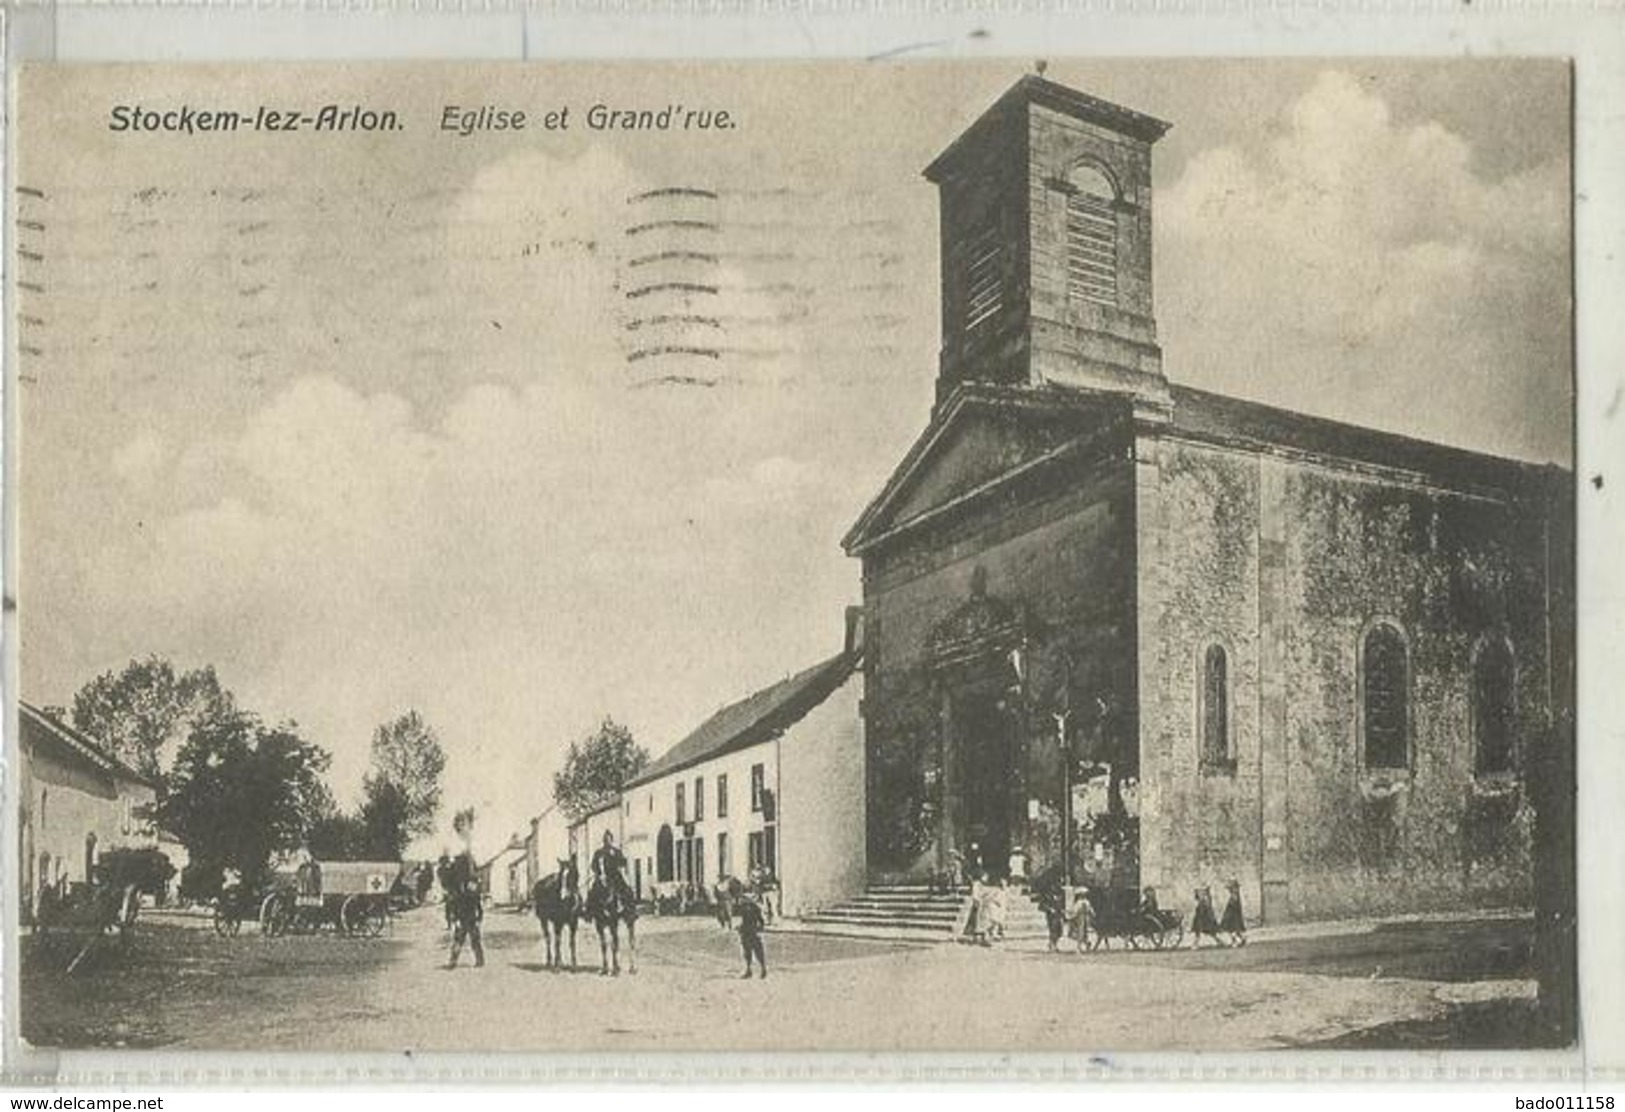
xmin=16 ymin=60 xmax=1572 ymax=857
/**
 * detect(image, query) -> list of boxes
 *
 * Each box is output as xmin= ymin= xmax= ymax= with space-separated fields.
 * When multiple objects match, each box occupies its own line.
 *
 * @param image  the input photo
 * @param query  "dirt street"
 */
xmin=20 ymin=905 xmax=1540 ymax=1052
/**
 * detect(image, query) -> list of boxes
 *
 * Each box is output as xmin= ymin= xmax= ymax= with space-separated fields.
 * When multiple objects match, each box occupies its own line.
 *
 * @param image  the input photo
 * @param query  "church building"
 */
xmin=843 ymin=76 xmax=1572 ymax=923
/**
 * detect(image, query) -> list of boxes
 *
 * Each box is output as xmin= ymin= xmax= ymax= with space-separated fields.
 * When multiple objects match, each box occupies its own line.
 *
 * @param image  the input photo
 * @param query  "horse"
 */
xmin=531 ymin=858 xmax=580 ymax=970
xmin=584 ymin=875 xmax=638 ymax=976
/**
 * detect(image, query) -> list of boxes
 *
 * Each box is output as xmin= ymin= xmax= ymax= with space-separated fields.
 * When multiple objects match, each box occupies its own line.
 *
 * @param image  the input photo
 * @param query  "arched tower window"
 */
xmin=1474 ymin=640 xmax=1517 ymax=775
xmin=1066 ymin=163 xmax=1119 ymax=307
xmin=1200 ymin=644 xmax=1232 ymax=771
xmin=1362 ymin=624 xmax=1410 ymax=770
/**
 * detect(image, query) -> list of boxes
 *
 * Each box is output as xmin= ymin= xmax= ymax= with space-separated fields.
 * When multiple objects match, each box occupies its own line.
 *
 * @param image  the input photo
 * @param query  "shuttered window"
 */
xmin=1362 ymin=625 xmax=1409 ymax=770
xmin=963 ymin=224 xmax=1003 ymax=333
xmin=1067 ymin=190 xmax=1118 ymax=307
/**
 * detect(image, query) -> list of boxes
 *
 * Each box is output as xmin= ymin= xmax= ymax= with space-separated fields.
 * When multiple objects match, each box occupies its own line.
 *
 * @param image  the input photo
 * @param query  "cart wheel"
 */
xmin=260 ymin=893 xmax=288 ymax=937
xmin=340 ymin=895 xmax=363 ymax=936
xmin=1167 ymin=923 xmax=1185 ymax=950
xmin=364 ymin=903 xmax=388 ymax=938
xmin=1146 ymin=924 xmax=1167 ymax=950
xmin=212 ymin=904 xmax=239 ymax=937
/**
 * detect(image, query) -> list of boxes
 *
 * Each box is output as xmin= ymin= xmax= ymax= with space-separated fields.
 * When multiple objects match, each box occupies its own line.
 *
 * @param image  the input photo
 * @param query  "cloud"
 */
xmin=110 ymin=431 xmax=167 ymax=487
xmin=77 ymin=370 xmax=862 ymax=849
xmin=1158 ymin=70 xmax=1570 ymax=463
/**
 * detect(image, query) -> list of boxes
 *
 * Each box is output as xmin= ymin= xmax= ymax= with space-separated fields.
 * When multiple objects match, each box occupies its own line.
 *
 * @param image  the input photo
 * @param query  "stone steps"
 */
xmin=792 ymin=884 xmax=969 ymax=940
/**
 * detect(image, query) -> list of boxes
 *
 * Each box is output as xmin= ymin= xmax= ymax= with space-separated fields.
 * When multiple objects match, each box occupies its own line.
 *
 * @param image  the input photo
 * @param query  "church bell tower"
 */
xmin=925 ymin=75 xmax=1172 ymax=411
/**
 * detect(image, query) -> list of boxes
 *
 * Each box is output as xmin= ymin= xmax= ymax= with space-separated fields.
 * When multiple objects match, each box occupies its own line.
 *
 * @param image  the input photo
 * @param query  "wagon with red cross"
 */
xmin=259 ymin=860 xmax=400 ymax=938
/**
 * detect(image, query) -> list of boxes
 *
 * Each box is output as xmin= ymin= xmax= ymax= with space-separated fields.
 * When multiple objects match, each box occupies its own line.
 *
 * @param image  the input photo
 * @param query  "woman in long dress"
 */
xmin=1191 ymin=885 xmax=1223 ymax=947
xmin=1219 ymin=878 xmax=1248 ymax=947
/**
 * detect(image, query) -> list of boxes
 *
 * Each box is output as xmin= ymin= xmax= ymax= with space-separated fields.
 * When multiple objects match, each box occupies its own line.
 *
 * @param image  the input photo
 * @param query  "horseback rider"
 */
xmin=590 ymin=831 xmax=635 ymax=909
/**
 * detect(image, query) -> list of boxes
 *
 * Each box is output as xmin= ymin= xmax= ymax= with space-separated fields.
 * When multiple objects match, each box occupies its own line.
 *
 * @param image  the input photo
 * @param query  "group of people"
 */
xmin=1028 ymin=877 xmax=1250 ymax=951
xmin=1190 ymin=880 xmax=1250 ymax=948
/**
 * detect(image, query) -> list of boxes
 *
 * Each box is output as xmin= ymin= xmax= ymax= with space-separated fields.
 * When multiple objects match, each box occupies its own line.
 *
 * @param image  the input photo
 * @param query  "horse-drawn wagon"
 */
xmin=259 ymin=860 xmax=400 ymax=938
xmin=1066 ymin=886 xmax=1185 ymax=952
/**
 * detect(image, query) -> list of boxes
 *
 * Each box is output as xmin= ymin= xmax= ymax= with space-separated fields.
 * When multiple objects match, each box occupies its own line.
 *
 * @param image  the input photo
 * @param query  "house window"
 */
xmin=748 ymin=830 xmax=765 ymax=871
xmin=1200 ymin=644 xmax=1233 ymax=771
xmin=1066 ymin=163 xmax=1118 ymax=307
xmin=963 ymin=223 xmax=1003 ymax=333
xmin=1474 ymin=640 xmax=1517 ymax=775
xmin=718 ymin=832 xmax=730 ymax=879
xmin=750 ymin=764 xmax=766 ymax=813
xmin=717 ymin=773 xmax=729 ymax=818
xmin=1362 ymin=624 xmax=1410 ymax=770
xmin=676 ymin=782 xmax=686 ymax=825
xmin=694 ymin=776 xmax=705 ymax=822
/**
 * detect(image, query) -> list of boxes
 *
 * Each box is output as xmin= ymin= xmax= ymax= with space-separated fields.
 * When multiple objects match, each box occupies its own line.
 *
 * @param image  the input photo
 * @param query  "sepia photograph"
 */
xmin=10 ymin=59 xmax=1576 ymax=1057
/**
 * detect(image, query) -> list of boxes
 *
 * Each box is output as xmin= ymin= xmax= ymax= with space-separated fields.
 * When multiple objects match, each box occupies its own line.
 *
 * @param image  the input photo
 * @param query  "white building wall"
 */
xmin=528 ymin=806 xmax=570 ymax=889
xmin=623 ymin=740 xmax=779 ymax=902
xmin=19 ymin=742 xmax=158 ymax=917
xmin=777 ymin=671 xmax=867 ymax=917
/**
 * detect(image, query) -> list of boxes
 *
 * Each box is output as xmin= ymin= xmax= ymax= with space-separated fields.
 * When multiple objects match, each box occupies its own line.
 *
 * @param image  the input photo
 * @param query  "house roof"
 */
xmin=626 ymin=649 xmax=861 ymax=790
xmin=480 ymin=837 xmax=527 ymax=871
xmin=20 ymin=701 xmax=160 ymax=790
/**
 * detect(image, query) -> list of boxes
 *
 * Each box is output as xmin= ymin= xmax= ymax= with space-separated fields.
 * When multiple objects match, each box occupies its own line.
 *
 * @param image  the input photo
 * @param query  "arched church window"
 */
xmin=1066 ymin=163 xmax=1118 ymax=307
xmin=1362 ymin=624 xmax=1410 ymax=770
xmin=1474 ymin=639 xmax=1517 ymax=776
xmin=1200 ymin=644 xmax=1232 ymax=771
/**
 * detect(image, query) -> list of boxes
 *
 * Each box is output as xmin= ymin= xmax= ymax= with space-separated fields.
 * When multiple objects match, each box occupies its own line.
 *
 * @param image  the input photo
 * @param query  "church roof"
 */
xmin=1165 ymin=383 xmax=1564 ymax=494
xmin=20 ymin=700 xmax=160 ymax=790
xmin=626 ymin=649 xmax=860 ymax=790
xmin=843 ymin=379 xmax=1566 ymax=557
xmin=924 ymin=75 xmax=1173 ymax=183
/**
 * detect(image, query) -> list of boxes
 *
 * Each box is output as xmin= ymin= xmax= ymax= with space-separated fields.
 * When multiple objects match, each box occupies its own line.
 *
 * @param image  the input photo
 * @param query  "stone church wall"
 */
xmin=1138 ymin=433 xmax=1558 ymax=923
xmin=862 ymin=450 xmax=1138 ymax=880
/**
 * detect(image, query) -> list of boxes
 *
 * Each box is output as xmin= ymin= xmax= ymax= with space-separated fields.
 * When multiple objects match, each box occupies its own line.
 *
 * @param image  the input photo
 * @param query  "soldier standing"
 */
xmin=737 ymin=892 xmax=767 ymax=979
xmin=446 ymin=812 xmax=485 ymax=969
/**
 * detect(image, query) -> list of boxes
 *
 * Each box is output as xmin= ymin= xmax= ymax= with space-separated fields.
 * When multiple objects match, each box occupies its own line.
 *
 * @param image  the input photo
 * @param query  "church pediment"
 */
xmin=843 ymin=384 xmax=1126 ymax=555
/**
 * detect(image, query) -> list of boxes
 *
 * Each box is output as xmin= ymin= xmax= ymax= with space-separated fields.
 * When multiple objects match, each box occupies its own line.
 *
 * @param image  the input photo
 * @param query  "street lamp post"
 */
xmin=1054 ymin=708 xmax=1073 ymax=887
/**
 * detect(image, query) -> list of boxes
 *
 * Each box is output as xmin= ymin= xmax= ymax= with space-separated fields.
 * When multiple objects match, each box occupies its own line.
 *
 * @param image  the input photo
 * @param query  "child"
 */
xmin=1220 ymin=878 xmax=1248 ymax=947
xmin=1191 ymin=885 xmax=1223 ymax=948
xmin=985 ymin=877 xmax=1009 ymax=942
xmin=737 ymin=893 xmax=768 ymax=979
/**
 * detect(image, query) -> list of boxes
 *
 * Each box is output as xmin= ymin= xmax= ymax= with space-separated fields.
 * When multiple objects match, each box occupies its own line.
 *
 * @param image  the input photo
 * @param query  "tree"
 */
xmin=306 ymin=809 xmax=367 ymax=861
xmin=552 ymin=718 xmax=648 ymax=821
xmin=71 ymin=657 xmax=236 ymax=784
xmin=366 ymin=711 xmax=446 ymax=846
xmin=158 ymin=711 xmax=331 ymax=896
xmin=359 ymin=778 xmax=412 ymax=861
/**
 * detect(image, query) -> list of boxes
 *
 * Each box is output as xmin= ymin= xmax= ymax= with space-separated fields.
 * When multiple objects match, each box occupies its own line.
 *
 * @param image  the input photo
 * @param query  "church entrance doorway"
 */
xmin=953 ymin=692 xmax=1016 ymax=879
